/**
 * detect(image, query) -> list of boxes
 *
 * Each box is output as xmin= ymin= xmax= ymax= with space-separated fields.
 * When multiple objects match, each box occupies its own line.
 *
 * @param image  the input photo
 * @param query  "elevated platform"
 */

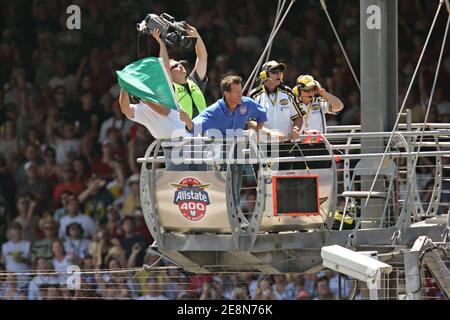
xmin=138 ymin=125 xmax=450 ymax=274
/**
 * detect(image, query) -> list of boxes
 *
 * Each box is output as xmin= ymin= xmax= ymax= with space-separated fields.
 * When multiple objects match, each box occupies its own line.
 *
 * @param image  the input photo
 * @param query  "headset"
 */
xmin=293 ymin=77 xmax=321 ymax=96
xmin=260 ymin=65 xmax=284 ymax=82
xmin=259 ymin=68 xmax=269 ymax=81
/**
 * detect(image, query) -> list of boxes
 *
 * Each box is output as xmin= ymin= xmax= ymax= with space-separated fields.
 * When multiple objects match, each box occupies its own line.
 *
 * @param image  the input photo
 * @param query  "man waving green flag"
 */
xmin=116 ymin=57 xmax=178 ymax=110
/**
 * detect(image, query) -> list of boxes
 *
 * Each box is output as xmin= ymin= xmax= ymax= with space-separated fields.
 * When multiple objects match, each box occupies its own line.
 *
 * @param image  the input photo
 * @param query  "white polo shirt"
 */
xmin=299 ymin=97 xmax=331 ymax=134
xmin=250 ymin=85 xmax=302 ymax=140
xmin=129 ymin=102 xmax=189 ymax=140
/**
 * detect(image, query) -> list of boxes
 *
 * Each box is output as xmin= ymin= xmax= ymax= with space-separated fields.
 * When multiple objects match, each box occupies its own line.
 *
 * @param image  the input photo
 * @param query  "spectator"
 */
xmin=314 ymin=276 xmax=335 ymax=300
xmin=303 ymin=273 xmax=317 ymax=296
xmin=98 ymin=100 xmax=132 ymax=144
xmin=90 ymin=141 xmax=115 ymax=181
xmin=17 ymin=161 xmax=51 ymax=212
xmin=38 ymin=146 xmax=60 ymax=190
xmin=103 ymin=206 xmax=122 ymax=238
xmin=291 ymin=273 xmax=311 ymax=300
xmin=2 ymin=273 xmax=26 ymax=300
xmin=119 ymin=216 xmax=148 ymax=267
xmin=122 ymin=174 xmax=141 ymax=217
xmin=46 ymin=118 xmax=81 ymax=165
xmin=325 ymin=270 xmax=352 ymax=299
xmin=52 ymin=164 xmax=85 ymax=208
xmin=254 ymin=278 xmax=276 ymax=300
xmin=188 ymin=273 xmax=213 ymax=299
xmin=89 ymin=229 xmax=126 ymax=269
xmin=1 ymin=222 xmax=31 ymax=290
xmin=231 ymin=282 xmax=249 ymax=300
xmin=105 ymin=127 xmax=127 ymax=161
xmin=48 ymin=60 xmax=76 ymax=100
xmin=42 ymin=284 xmax=63 ymax=300
xmin=0 ymin=153 xmax=17 ymax=210
xmin=127 ymin=124 xmax=153 ymax=174
xmin=14 ymin=144 xmax=40 ymax=187
xmin=72 ymin=156 xmax=90 ymax=186
xmin=27 ymin=257 xmax=59 ymax=300
xmin=53 ymin=191 xmax=71 ymax=222
xmin=13 ymin=193 xmax=39 ymax=243
xmin=199 ymin=282 xmax=221 ymax=300
xmin=272 ymin=274 xmax=296 ymax=300
xmin=95 ymin=256 xmax=125 ymax=298
xmin=137 ymin=277 xmax=169 ymax=300
xmin=0 ymin=119 xmax=23 ymax=170
xmin=78 ymin=175 xmax=114 ymax=224
xmin=52 ymin=84 xmax=71 ymax=112
xmin=63 ymin=222 xmax=91 ymax=259
xmin=74 ymin=90 xmax=101 ymax=136
xmin=51 ymin=240 xmax=73 ymax=286
xmin=340 ymin=90 xmax=360 ymax=125
xmin=30 ymin=218 xmax=59 ymax=264
xmin=58 ymin=195 xmax=97 ymax=240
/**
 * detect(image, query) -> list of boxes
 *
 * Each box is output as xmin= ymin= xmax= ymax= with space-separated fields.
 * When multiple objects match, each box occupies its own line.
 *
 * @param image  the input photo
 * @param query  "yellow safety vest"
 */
xmin=173 ymin=80 xmax=207 ymax=119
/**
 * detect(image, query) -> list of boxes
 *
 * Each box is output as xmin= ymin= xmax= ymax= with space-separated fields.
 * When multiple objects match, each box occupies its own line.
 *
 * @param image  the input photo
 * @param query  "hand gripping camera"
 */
xmin=137 ymin=13 xmax=197 ymax=50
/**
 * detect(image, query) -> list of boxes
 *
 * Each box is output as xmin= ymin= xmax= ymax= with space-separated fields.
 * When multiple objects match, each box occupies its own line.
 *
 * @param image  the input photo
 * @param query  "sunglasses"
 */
xmin=269 ymin=68 xmax=283 ymax=74
xmin=300 ymin=87 xmax=316 ymax=93
xmin=170 ymin=63 xmax=183 ymax=71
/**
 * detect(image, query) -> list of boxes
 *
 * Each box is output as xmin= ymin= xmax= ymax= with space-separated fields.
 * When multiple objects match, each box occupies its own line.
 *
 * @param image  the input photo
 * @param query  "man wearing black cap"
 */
xmin=249 ymin=60 xmax=304 ymax=142
xmin=151 ymin=24 xmax=208 ymax=120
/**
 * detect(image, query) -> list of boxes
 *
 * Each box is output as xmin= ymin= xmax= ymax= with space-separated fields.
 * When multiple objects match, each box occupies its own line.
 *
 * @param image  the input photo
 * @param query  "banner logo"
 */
xmin=171 ymin=177 xmax=211 ymax=221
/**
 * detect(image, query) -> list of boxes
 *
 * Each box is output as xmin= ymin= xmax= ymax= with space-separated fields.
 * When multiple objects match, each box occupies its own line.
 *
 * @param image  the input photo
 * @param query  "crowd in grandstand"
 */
xmin=0 ymin=0 xmax=449 ymax=299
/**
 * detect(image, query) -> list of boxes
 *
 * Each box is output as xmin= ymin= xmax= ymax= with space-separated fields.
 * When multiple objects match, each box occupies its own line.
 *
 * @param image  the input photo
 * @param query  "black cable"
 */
xmin=409 ymin=244 xmax=438 ymax=295
xmin=137 ymin=32 xmax=140 ymax=59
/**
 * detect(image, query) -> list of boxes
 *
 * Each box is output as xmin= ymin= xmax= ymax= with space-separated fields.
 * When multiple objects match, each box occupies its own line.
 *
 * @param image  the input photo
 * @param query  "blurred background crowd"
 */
xmin=0 ymin=0 xmax=448 ymax=299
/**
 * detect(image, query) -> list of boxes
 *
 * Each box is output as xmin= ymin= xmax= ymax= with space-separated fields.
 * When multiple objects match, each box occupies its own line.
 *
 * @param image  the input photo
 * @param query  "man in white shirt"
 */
xmin=1 ymin=222 xmax=31 ymax=290
xmin=59 ymin=195 xmax=97 ymax=240
xmin=119 ymin=88 xmax=189 ymax=141
xmin=249 ymin=60 xmax=304 ymax=142
xmin=119 ymin=88 xmax=198 ymax=170
xmin=293 ymin=75 xmax=344 ymax=134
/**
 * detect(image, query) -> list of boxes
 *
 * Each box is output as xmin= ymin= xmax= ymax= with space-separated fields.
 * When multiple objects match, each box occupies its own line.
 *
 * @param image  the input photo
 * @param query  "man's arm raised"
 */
xmin=319 ymin=87 xmax=344 ymax=113
xmin=186 ymin=24 xmax=208 ymax=81
xmin=151 ymin=29 xmax=171 ymax=81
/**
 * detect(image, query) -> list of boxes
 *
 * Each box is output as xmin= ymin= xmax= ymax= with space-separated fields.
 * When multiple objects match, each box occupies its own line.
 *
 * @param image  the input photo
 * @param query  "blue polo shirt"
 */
xmin=191 ymin=97 xmax=267 ymax=136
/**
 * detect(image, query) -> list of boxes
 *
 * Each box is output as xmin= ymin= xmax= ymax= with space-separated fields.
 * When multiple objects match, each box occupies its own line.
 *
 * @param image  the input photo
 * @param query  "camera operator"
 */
xmin=151 ymin=24 xmax=208 ymax=120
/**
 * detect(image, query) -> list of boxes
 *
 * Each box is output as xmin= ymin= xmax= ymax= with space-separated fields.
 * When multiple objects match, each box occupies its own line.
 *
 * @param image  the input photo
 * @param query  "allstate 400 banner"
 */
xmin=116 ymin=57 xmax=178 ymax=110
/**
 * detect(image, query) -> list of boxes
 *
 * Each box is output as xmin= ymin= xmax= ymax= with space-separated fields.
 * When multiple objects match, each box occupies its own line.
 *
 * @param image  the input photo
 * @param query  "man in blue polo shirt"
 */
xmin=180 ymin=76 xmax=270 ymax=206
xmin=181 ymin=75 xmax=268 ymax=137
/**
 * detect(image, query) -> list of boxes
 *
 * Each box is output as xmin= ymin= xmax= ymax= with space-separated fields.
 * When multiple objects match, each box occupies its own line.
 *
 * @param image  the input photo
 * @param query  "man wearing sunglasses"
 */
xmin=293 ymin=75 xmax=343 ymax=134
xmin=249 ymin=60 xmax=304 ymax=142
xmin=151 ymin=24 xmax=208 ymax=120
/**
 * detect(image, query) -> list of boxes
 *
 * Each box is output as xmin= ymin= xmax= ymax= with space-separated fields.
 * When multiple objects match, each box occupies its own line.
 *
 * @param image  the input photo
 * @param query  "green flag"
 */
xmin=116 ymin=57 xmax=178 ymax=110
